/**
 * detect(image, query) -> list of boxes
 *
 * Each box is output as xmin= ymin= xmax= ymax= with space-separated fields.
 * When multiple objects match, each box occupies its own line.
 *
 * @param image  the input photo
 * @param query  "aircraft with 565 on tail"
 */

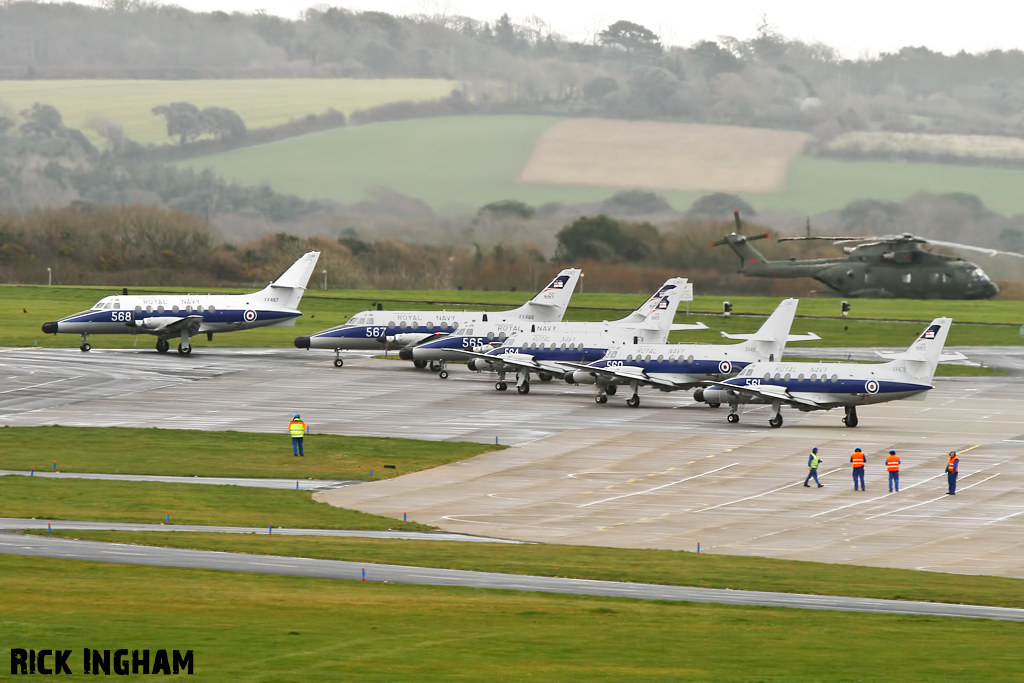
xmin=294 ymin=269 xmax=581 ymax=368
xmin=693 ymin=317 xmax=964 ymax=428
xmin=715 ymin=211 xmax=1002 ymax=299
xmin=41 ymin=252 xmax=320 ymax=354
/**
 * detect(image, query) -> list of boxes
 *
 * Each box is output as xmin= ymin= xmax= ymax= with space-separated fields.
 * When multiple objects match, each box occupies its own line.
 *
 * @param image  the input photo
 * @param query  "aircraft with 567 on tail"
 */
xmin=693 ymin=317 xmax=964 ymax=428
xmin=294 ymin=269 xmax=581 ymax=368
xmin=41 ymin=252 xmax=320 ymax=355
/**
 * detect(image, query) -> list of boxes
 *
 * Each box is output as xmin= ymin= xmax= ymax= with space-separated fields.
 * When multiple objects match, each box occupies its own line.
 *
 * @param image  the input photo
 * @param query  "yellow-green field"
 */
xmin=0 ymin=78 xmax=454 ymax=144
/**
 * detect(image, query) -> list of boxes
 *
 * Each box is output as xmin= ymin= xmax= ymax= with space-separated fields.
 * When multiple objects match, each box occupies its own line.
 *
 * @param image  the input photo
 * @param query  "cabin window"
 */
xmin=172 ymin=305 xmax=180 ymax=314
xmin=809 ymin=374 xmax=817 ymax=381
xmin=387 ymin=321 xmax=396 ymax=330
xmin=134 ymin=306 xmax=142 ymax=314
xmin=831 ymin=374 xmax=839 ymax=382
xmin=185 ymin=305 xmax=193 ymax=313
xmin=774 ymin=373 xmax=782 ymax=381
xmin=645 ymin=354 xmax=652 ymax=362
xmin=498 ymin=332 xmax=507 ymax=341
xmin=487 ymin=332 xmax=495 ymax=341
xmin=784 ymin=373 xmax=791 ymax=380
xmin=399 ymin=321 xmax=407 ymax=330
xmin=208 ymin=305 xmax=216 ymax=313
xmin=157 ymin=305 xmax=165 ymax=314
xmin=764 ymin=373 xmax=771 ymax=381
xmin=560 ymin=343 xmax=567 ymax=350
xmin=797 ymin=374 xmax=804 ymax=381
xmin=902 ymin=273 xmax=912 ymax=284
xmin=452 ymin=322 xmax=459 ymax=331
xmin=426 ymin=322 xmax=434 ymax=330
xmin=657 ymin=355 xmax=664 ymax=362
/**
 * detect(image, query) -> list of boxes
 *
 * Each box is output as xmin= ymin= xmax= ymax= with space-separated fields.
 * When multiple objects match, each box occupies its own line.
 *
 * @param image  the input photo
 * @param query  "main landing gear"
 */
xmin=768 ymin=400 xmax=783 ymax=428
xmin=156 ymin=339 xmax=170 ymax=354
xmin=516 ymin=372 xmax=530 ymax=394
xmin=413 ymin=360 xmax=428 ymax=369
xmin=177 ymin=343 xmax=192 ymax=355
xmin=79 ymin=333 xmax=91 ymax=352
xmin=727 ymin=412 xmax=740 ymax=424
xmin=843 ymin=406 xmax=859 ymax=428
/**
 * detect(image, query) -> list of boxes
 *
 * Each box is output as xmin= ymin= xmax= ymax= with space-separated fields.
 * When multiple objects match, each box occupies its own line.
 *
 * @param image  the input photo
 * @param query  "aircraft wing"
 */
xmin=562 ymin=362 xmax=689 ymax=389
xmin=135 ymin=315 xmax=204 ymax=336
xmin=456 ymin=349 xmax=568 ymax=375
xmin=702 ymin=380 xmax=826 ymax=408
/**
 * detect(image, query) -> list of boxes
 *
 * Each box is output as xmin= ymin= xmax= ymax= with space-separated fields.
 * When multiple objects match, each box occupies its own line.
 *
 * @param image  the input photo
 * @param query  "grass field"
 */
xmin=180 ymin=114 xmax=1024 ymax=214
xmin=0 ymin=426 xmax=500 ymax=480
xmin=4 ymin=556 xmax=1021 ymax=681
xmin=7 ymin=284 xmax=1023 ymax=350
xmin=37 ymin=531 xmax=1024 ymax=610
xmin=0 ymin=78 xmax=454 ymax=145
xmin=0 ymin=477 xmax=432 ymax=530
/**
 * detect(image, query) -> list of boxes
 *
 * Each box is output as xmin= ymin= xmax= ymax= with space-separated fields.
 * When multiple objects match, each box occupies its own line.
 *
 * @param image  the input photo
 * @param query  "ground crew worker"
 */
xmin=850 ymin=447 xmax=866 ymax=490
xmin=886 ymin=449 xmax=900 ymax=492
xmin=288 ymin=413 xmax=309 ymax=457
xmin=946 ymin=451 xmax=959 ymax=494
xmin=803 ymin=447 xmax=824 ymax=487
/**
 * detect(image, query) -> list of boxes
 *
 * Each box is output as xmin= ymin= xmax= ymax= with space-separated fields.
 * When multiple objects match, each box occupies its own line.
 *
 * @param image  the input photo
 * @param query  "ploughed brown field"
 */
xmin=518 ymin=118 xmax=809 ymax=192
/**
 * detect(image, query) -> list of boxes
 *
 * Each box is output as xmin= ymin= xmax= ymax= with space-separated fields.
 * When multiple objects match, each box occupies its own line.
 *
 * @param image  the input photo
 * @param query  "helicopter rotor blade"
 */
xmin=924 ymin=239 xmax=1024 ymax=260
xmin=777 ymin=235 xmax=865 ymax=242
xmin=746 ymin=233 xmax=770 ymax=242
xmin=733 ymin=210 xmax=743 ymax=234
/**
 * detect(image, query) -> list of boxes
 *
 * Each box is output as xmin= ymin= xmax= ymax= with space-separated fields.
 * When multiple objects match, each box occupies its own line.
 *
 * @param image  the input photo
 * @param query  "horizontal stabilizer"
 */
xmin=875 ymin=350 xmax=967 ymax=362
xmin=720 ymin=331 xmax=820 ymax=342
xmin=670 ymin=322 xmax=709 ymax=332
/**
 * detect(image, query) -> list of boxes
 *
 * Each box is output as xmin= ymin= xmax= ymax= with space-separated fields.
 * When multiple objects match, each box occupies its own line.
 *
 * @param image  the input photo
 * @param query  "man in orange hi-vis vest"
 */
xmin=946 ymin=451 xmax=959 ymax=495
xmin=850 ymin=447 xmax=866 ymax=491
xmin=288 ymin=414 xmax=309 ymax=457
xmin=886 ymin=449 xmax=901 ymax=493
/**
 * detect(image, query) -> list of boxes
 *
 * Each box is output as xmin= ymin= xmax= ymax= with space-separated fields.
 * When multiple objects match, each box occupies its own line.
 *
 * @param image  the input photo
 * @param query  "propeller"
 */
xmin=711 ymin=211 xmax=769 ymax=247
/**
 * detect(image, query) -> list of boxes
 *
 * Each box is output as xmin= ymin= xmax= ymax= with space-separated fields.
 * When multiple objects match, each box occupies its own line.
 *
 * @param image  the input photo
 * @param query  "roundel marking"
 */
xmin=865 ymin=379 xmax=879 ymax=394
xmin=244 ymin=309 xmax=258 ymax=322
xmin=718 ymin=360 xmax=732 ymax=374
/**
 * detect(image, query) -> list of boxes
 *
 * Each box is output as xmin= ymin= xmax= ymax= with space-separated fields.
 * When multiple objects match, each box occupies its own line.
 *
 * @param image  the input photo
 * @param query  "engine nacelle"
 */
xmin=569 ymin=370 xmax=597 ymax=385
xmin=468 ymin=357 xmax=498 ymax=372
xmin=694 ymin=387 xmax=730 ymax=405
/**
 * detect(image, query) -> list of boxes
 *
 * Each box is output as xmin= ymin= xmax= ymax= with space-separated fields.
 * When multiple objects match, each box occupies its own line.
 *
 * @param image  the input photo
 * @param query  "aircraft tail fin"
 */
xmin=505 ymin=268 xmax=582 ymax=322
xmin=262 ymin=251 xmax=320 ymax=309
xmin=636 ymin=287 xmax=684 ymax=343
xmin=882 ymin=317 xmax=953 ymax=382
xmin=618 ymin=277 xmax=688 ymax=324
xmin=736 ymin=298 xmax=799 ymax=362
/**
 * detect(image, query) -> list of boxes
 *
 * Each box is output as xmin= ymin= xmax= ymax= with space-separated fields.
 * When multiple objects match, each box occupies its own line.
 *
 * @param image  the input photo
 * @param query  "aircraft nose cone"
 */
xmin=294 ymin=336 xmax=310 ymax=349
xmin=398 ymin=348 xmax=413 ymax=360
xmin=42 ymin=321 xmax=58 ymax=334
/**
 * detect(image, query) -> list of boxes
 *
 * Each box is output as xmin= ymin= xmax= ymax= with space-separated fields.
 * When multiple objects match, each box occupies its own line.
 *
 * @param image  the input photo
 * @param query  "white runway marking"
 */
xmin=865 ymin=474 xmax=1001 ymax=520
xmin=695 ymin=467 xmax=843 ymax=513
xmin=576 ymin=463 xmax=739 ymax=508
xmin=811 ymin=473 xmax=946 ymax=517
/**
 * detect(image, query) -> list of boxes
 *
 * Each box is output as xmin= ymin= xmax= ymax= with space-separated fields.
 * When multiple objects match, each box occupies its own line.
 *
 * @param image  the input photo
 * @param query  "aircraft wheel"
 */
xmin=439 ymin=370 xmax=449 ymax=380
xmin=517 ymin=383 xmax=530 ymax=395
xmin=334 ymin=359 xmax=344 ymax=368
xmin=413 ymin=360 xmax=427 ymax=369
xmin=727 ymin=413 xmax=740 ymax=424
xmin=539 ymin=373 xmax=553 ymax=382
xmin=626 ymin=395 xmax=640 ymax=408
xmin=495 ymin=381 xmax=507 ymax=392
xmin=769 ymin=414 xmax=783 ymax=429
xmin=606 ymin=384 xmax=618 ymax=396
xmin=708 ymin=403 xmax=721 ymax=408
xmin=843 ymin=415 xmax=859 ymax=428
xmin=156 ymin=339 xmax=170 ymax=354
xmin=177 ymin=344 xmax=192 ymax=355
xmin=80 ymin=343 xmax=91 ymax=352
xmin=595 ymin=394 xmax=608 ymax=404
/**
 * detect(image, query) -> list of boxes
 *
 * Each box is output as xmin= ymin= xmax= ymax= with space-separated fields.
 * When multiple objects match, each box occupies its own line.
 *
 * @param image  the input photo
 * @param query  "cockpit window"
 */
xmin=971 ymin=268 xmax=988 ymax=281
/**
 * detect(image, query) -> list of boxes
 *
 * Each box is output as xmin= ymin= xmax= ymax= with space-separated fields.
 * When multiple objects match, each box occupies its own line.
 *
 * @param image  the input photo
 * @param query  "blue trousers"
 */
xmin=947 ymin=471 xmax=958 ymax=494
xmin=804 ymin=469 xmax=820 ymax=486
xmin=853 ymin=467 xmax=865 ymax=490
xmin=888 ymin=471 xmax=899 ymax=492
xmin=292 ymin=436 xmax=304 ymax=456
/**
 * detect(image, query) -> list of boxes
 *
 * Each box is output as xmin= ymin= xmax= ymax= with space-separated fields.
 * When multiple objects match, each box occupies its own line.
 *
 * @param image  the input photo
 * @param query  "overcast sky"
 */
xmin=110 ymin=1 xmax=1024 ymax=57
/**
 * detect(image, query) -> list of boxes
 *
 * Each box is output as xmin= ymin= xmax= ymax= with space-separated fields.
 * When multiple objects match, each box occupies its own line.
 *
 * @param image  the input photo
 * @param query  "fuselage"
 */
xmin=42 ymin=291 xmax=301 ymax=337
xmin=298 ymin=310 xmax=502 ymax=351
xmin=575 ymin=342 xmax=760 ymax=387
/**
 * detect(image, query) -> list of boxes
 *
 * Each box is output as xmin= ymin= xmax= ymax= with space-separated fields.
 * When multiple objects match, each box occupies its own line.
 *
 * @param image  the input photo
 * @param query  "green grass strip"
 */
xmin=30 ymin=531 xmax=1024 ymax=611
xmin=2 ymin=555 xmax=1022 ymax=681
xmin=0 ymin=478 xmax=431 ymax=530
xmin=0 ymin=426 xmax=502 ymax=479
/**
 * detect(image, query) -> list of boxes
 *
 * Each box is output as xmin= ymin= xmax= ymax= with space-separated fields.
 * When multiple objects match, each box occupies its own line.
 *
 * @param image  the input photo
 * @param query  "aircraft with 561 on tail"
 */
xmin=563 ymin=298 xmax=820 ymax=406
xmin=693 ymin=317 xmax=964 ymax=428
xmin=41 ymin=251 xmax=320 ymax=354
xmin=294 ymin=269 xmax=581 ymax=368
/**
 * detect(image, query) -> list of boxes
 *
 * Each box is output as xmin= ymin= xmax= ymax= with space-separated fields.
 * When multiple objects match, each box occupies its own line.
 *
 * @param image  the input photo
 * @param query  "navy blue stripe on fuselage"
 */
xmin=590 ymin=358 xmax=752 ymax=375
xmin=722 ymin=377 xmax=930 ymax=395
xmin=312 ymin=324 xmax=460 ymax=340
xmin=487 ymin=346 xmax=609 ymax=364
xmin=61 ymin=309 xmax=298 ymax=325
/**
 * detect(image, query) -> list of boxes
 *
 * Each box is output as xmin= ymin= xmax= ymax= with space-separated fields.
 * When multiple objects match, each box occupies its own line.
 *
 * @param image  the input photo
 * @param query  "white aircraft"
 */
xmin=694 ymin=317 xmax=963 ymax=428
xmin=404 ymin=277 xmax=698 ymax=378
xmin=563 ymin=298 xmax=820 ymax=407
xmin=460 ymin=284 xmax=702 ymax=395
xmin=295 ymin=268 xmax=582 ymax=368
xmin=41 ymin=252 xmax=320 ymax=355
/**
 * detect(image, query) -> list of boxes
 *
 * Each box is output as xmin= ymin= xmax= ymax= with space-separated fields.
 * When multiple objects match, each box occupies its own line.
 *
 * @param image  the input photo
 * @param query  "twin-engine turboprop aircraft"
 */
xmin=405 ymin=277 xmax=702 ymax=378
xmin=41 ymin=252 xmax=320 ymax=354
xmin=563 ymin=298 xmax=820 ymax=407
xmin=295 ymin=268 xmax=582 ymax=367
xmin=459 ymin=284 xmax=697 ymax=395
xmin=694 ymin=317 xmax=963 ymax=428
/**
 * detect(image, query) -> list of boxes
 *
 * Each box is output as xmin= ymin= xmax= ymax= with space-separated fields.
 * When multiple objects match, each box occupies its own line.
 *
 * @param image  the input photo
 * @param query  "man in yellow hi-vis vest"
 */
xmin=288 ymin=414 xmax=309 ymax=457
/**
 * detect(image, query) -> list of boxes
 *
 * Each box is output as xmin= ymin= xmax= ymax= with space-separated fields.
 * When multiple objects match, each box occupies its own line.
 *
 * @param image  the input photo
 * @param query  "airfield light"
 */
xmin=47 ymin=267 xmax=51 ymax=286
xmin=723 ymin=301 xmax=732 ymax=317
xmin=322 ymin=269 xmax=327 ymax=290
xmin=842 ymin=301 xmax=850 ymax=318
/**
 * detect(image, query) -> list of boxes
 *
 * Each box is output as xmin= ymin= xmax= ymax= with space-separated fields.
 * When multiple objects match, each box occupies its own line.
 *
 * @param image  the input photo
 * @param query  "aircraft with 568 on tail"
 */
xmin=41 ymin=252 xmax=320 ymax=354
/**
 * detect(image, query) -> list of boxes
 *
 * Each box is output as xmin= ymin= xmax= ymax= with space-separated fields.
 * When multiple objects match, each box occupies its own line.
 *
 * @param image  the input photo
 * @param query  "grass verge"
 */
xmin=28 ymin=531 xmax=1024 ymax=610
xmin=2 ymin=555 xmax=1022 ymax=682
xmin=0 ymin=426 xmax=502 ymax=479
xmin=0 ymin=478 xmax=431 ymax=530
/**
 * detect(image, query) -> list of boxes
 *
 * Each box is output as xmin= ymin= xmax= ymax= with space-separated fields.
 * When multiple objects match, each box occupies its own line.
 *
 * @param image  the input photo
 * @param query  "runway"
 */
xmin=2 ymin=346 xmax=1023 ymax=577
xmin=3 ymin=533 xmax=1022 ymax=621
